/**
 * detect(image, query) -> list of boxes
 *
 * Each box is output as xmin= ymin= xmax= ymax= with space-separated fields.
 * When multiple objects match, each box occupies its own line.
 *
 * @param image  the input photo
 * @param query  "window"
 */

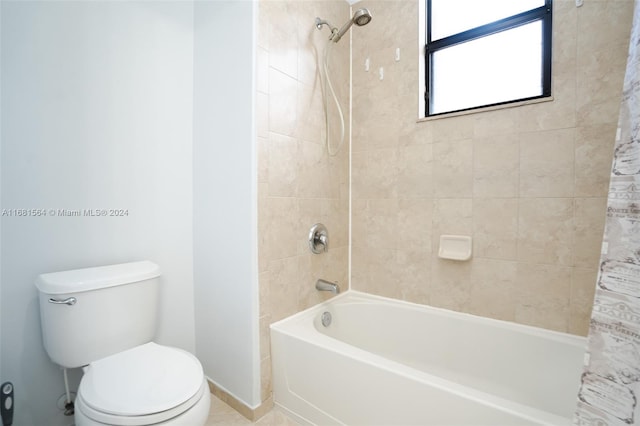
xmin=424 ymin=0 xmax=552 ymax=117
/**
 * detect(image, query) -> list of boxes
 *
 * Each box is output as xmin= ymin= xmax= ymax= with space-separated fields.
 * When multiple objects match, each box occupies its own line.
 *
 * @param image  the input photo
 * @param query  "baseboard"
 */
xmin=207 ymin=379 xmax=274 ymax=421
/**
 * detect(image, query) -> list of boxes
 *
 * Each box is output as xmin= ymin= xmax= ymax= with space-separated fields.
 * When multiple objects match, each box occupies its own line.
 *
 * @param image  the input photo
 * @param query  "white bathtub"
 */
xmin=270 ymin=291 xmax=586 ymax=425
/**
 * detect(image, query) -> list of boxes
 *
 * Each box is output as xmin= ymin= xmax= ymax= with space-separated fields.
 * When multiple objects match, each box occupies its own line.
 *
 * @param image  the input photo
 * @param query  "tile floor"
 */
xmin=205 ymin=394 xmax=299 ymax=426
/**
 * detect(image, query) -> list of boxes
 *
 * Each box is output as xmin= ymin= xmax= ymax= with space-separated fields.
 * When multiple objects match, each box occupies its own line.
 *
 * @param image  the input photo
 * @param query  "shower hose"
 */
xmin=322 ymin=39 xmax=345 ymax=157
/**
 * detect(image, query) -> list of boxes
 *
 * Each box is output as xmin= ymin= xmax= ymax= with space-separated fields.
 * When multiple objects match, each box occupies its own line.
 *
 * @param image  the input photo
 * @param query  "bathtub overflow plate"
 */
xmin=321 ymin=311 xmax=332 ymax=327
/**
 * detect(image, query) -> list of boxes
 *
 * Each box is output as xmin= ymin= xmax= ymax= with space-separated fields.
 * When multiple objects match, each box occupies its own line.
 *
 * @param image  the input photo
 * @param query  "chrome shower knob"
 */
xmin=309 ymin=223 xmax=329 ymax=254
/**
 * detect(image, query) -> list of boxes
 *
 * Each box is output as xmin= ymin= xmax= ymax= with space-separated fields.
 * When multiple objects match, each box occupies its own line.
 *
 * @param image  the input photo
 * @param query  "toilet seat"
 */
xmin=77 ymin=342 xmax=206 ymax=425
xmin=76 ymin=380 xmax=208 ymax=426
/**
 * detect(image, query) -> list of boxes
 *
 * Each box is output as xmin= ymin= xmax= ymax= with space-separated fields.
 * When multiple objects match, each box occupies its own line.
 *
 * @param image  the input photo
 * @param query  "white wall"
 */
xmin=193 ymin=0 xmax=260 ymax=408
xmin=1 ymin=2 xmax=195 ymax=424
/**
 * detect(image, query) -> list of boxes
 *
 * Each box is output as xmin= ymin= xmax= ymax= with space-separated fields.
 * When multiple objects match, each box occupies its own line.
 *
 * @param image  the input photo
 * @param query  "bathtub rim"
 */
xmin=270 ymin=290 xmax=587 ymax=349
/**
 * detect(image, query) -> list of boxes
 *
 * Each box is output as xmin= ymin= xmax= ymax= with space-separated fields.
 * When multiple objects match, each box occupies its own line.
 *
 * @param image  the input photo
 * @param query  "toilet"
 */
xmin=36 ymin=261 xmax=211 ymax=425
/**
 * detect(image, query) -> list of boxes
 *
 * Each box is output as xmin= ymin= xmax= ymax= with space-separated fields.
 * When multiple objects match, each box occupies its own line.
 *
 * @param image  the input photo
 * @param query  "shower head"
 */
xmin=315 ymin=8 xmax=372 ymax=43
xmin=353 ymin=8 xmax=373 ymax=26
xmin=332 ymin=8 xmax=372 ymax=43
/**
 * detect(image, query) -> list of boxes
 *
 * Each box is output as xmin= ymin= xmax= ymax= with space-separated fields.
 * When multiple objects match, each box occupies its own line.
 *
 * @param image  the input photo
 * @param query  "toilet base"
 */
xmin=75 ymin=380 xmax=211 ymax=426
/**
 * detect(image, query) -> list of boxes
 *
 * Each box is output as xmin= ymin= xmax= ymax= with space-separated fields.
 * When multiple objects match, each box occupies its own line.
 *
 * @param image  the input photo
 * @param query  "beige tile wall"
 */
xmin=351 ymin=0 xmax=635 ymax=335
xmin=256 ymin=0 xmax=350 ymax=406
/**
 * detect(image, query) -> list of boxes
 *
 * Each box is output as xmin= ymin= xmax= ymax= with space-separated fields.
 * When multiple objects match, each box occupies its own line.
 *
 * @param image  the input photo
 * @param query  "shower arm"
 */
xmin=315 ymin=18 xmax=339 ymax=40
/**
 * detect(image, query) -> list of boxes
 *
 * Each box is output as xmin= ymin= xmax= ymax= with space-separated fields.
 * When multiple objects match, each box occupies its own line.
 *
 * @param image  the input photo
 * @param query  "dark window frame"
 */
xmin=425 ymin=0 xmax=553 ymax=117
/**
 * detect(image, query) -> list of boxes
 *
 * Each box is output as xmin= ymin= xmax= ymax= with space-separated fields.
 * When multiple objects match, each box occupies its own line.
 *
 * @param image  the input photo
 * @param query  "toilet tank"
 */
xmin=36 ymin=261 xmax=160 ymax=368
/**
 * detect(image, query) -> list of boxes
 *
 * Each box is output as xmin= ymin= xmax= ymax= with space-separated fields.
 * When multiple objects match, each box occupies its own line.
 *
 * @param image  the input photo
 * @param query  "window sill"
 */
xmin=417 ymin=96 xmax=554 ymax=123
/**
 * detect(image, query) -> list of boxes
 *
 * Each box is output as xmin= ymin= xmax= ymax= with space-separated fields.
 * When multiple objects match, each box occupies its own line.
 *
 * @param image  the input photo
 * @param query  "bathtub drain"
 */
xmin=321 ymin=311 xmax=332 ymax=327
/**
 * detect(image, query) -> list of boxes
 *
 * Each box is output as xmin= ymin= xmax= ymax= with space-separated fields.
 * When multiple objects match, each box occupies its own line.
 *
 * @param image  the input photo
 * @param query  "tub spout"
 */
xmin=316 ymin=279 xmax=340 ymax=294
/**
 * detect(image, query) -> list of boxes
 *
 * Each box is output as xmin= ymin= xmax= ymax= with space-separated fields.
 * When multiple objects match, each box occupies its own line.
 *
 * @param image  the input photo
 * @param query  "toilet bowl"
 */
xmin=36 ymin=261 xmax=210 ymax=426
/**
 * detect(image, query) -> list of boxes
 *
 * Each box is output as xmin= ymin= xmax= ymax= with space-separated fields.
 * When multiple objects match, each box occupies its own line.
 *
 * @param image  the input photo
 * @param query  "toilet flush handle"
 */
xmin=48 ymin=297 xmax=77 ymax=306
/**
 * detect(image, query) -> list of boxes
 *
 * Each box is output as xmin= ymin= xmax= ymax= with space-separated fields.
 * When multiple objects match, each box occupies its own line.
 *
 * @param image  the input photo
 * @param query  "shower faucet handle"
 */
xmin=309 ymin=223 xmax=329 ymax=254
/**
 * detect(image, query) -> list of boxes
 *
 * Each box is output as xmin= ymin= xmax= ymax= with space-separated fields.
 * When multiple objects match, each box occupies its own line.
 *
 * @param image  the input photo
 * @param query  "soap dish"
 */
xmin=438 ymin=235 xmax=472 ymax=261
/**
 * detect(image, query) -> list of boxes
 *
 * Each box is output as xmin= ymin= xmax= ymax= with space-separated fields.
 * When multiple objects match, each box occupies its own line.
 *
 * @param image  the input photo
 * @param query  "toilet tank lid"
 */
xmin=36 ymin=261 xmax=160 ymax=295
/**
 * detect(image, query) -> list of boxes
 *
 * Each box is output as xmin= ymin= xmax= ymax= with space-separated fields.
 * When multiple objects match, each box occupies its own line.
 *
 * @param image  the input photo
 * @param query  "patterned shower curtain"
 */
xmin=575 ymin=2 xmax=640 ymax=425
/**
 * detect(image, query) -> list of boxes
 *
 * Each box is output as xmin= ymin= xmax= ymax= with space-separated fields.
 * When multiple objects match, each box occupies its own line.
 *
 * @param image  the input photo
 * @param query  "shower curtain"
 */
xmin=575 ymin=2 xmax=640 ymax=425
